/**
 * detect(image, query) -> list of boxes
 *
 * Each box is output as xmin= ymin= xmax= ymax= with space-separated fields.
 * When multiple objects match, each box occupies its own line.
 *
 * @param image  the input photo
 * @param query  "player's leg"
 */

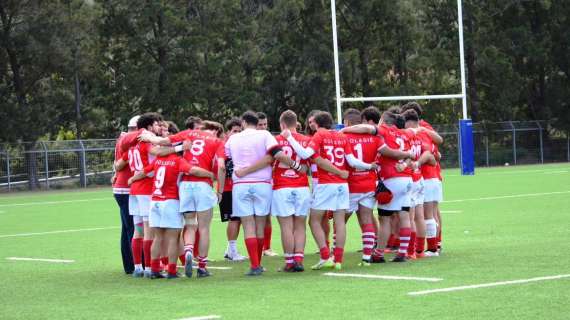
xmin=196 ymin=208 xmax=213 ymax=277
xmin=149 ymin=228 xmax=165 ymax=279
xmin=358 ymin=203 xmax=375 ymax=265
xmin=263 ymin=215 xmax=277 ymax=256
xmin=277 ymin=216 xmax=294 ymax=271
xmin=407 ymin=206 xmax=417 ymax=259
xmin=114 ymin=193 xmax=134 ymax=274
xmin=414 ymin=204 xmax=427 ymax=257
xmin=321 ymin=215 xmax=331 ymax=251
xmin=332 ymin=209 xmax=347 ymax=270
xmin=234 ymin=183 xmax=263 ymax=275
xmin=129 ymin=196 xmax=145 ymax=277
xmin=393 ymin=209 xmax=411 ymax=262
xmin=292 ymin=215 xmax=307 ymax=271
xmin=309 ymin=209 xmax=333 ymax=269
xmin=139 ymin=195 xmax=153 ymax=277
xmin=182 ymin=213 xmax=197 ymax=277
xmin=165 ymin=228 xmax=182 ymax=278
xmin=372 ymin=213 xmax=392 ymax=263
xmin=435 ymin=202 xmax=442 ymax=252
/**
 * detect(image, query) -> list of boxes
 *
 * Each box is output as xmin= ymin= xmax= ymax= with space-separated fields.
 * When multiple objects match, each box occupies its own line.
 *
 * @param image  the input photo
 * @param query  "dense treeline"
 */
xmin=1 ymin=0 xmax=569 ymax=142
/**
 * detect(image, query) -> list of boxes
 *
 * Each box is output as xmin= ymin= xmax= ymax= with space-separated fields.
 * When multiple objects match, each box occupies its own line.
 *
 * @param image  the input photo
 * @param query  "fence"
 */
xmin=1 ymin=121 xmax=569 ymax=192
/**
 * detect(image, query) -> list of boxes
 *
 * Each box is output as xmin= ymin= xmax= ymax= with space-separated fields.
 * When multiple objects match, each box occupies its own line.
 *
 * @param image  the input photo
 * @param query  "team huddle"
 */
xmin=111 ymin=102 xmax=444 ymax=279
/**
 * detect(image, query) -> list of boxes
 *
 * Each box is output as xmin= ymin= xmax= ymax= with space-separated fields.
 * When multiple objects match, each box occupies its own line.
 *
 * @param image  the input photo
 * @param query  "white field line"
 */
xmin=542 ymin=170 xmax=569 ymax=174
xmin=0 ymin=198 xmax=109 ymax=208
xmin=6 ymin=257 xmax=75 ymax=263
xmin=445 ymin=168 xmax=570 ymax=177
xmin=443 ymin=190 xmax=570 ymax=203
xmin=177 ymin=266 xmax=232 ymax=270
xmin=176 ymin=316 xmax=221 ymax=320
xmin=323 ymin=272 xmax=442 ymax=282
xmin=0 ymin=226 xmax=119 ymax=238
xmin=408 ymin=274 xmax=570 ymax=296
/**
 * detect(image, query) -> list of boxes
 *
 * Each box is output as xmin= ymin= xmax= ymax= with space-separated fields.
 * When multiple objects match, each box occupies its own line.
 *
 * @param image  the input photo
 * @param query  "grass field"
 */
xmin=1 ymin=163 xmax=569 ymax=320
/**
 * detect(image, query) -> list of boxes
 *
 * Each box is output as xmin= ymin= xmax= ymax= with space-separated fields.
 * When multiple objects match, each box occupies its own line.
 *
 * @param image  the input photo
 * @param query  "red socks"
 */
xmin=150 ymin=259 xmax=161 ymax=273
xmin=178 ymin=254 xmax=186 ymax=265
xmin=245 ymin=237 xmax=260 ymax=268
xmin=398 ymin=228 xmax=411 ymax=257
xmin=293 ymin=252 xmax=304 ymax=264
xmin=333 ymin=247 xmax=344 ymax=263
xmin=131 ymin=238 xmax=143 ymax=265
xmin=263 ymin=226 xmax=272 ymax=250
xmin=416 ymin=236 xmax=426 ymax=253
xmin=197 ymin=256 xmax=208 ymax=269
xmin=256 ymin=238 xmax=264 ymax=263
xmin=407 ymin=232 xmax=417 ymax=256
xmin=387 ymin=234 xmax=396 ymax=248
xmin=194 ymin=231 xmax=200 ymax=257
xmin=284 ymin=254 xmax=294 ymax=268
xmin=427 ymin=237 xmax=438 ymax=252
xmin=167 ymin=263 xmax=177 ymax=276
xmin=143 ymin=239 xmax=153 ymax=268
xmin=361 ymin=224 xmax=375 ymax=260
xmin=319 ymin=246 xmax=330 ymax=260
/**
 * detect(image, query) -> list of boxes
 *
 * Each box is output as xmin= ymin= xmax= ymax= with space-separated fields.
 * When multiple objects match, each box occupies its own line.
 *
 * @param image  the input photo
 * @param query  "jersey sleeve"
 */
xmin=168 ymin=130 xmax=188 ymax=144
xmin=178 ymin=157 xmax=193 ymax=173
xmin=307 ymin=132 xmax=322 ymax=158
xmin=143 ymin=160 xmax=155 ymax=175
xmin=264 ymin=132 xmax=279 ymax=151
xmin=215 ymin=141 xmax=226 ymax=159
xmin=341 ymin=134 xmax=354 ymax=155
xmin=119 ymin=129 xmax=143 ymax=152
xmin=224 ymin=137 xmax=232 ymax=158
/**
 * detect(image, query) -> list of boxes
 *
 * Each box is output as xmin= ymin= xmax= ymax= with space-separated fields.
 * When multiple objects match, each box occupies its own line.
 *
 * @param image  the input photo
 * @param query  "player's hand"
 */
xmin=127 ymin=177 xmax=134 ymax=186
xmin=110 ymin=174 xmax=117 ymax=184
xmin=395 ymin=162 xmax=406 ymax=172
xmin=281 ymin=129 xmax=291 ymax=139
xmin=216 ymin=192 xmax=223 ymax=204
xmin=300 ymin=164 xmax=309 ymax=174
xmin=338 ymin=170 xmax=349 ymax=180
xmin=138 ymin=132 xmax=153 ymax=142
xmin=411 ymin=161 xmax=419 ymax=171
xmin=234 ymin=168 xmax=247 ymax=178
xmin=182 ymin=140 xmax=192 ymax=151
xmin=370 ymin=163 xmax=378 ymax=171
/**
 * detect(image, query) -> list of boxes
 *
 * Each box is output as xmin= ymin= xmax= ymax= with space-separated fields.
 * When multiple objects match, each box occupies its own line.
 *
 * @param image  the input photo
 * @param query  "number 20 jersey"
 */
xmin=128 ymin=141 xmax=155 ymax=195
xmin=273 ymin=132 xmax=310 ymax=190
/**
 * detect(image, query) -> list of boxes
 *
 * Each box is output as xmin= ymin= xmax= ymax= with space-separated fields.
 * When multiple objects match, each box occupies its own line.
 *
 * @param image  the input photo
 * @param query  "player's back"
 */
xmin=129 ymin=141 xmax=155 ymax=195
xmin=179 ymin=130 xmax=223 ymax=185
xmin=148 ymin=153 xmax=187 ymax=201
xmin=273 ymin=132 xmax=310 ymax=189
xmin=377 ymin=124 xmax=411 ymax=180
xmin=309 ymin=129 xmax=351 ymax=184
xmin=344 ymin=132 xmax=382 ymax=193
xmin=225 ymin=128 xmax=276 ymax=183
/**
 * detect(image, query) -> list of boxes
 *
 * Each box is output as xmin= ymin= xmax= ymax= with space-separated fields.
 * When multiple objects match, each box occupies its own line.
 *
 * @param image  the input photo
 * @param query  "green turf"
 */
xmin=1 ymin=163 xmax=569 ymax=319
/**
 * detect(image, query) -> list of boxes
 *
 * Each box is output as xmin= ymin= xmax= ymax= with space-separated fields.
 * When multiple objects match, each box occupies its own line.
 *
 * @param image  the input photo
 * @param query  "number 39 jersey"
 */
xmin=344 ymin=133 xmax=384 ymax=193
xmin=308 ymin=129 xmax=352 ymax=184
xmin=273 ymin=132 xmax=310 ymax=190
xmin=128 ymin=141 xmax=155 ymax=195
xmin=377 ymin=124 xmax=412 ymax=180
xmin=144 ymin=153 xmax=193 ymax=201
xmin=169 ymin=129 xmax=225 ymax=186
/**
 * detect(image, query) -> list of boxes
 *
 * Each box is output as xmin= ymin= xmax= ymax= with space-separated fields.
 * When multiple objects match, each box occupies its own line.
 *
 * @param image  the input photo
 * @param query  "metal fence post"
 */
xmin=512 ymin=122 xmax=517 ymax=165
xmin=42 ymin=141 xmax=49 ymax=189
xmin=79 ymin=140 xmax=87 ymax=188
xmin=485 ymin=135 xmax=490 ymax=167
xmin=536 ymin=121 xmax=544 ymax=164
xmin=567 ymin=132 xmax=569 ymax=162
xmin=5 ymin=150 xmax=10 ymax=191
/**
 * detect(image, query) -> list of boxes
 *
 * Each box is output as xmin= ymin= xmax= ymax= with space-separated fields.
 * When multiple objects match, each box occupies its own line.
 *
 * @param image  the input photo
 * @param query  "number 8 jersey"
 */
xmin=308 ymin=129 xmax=353 ymax=184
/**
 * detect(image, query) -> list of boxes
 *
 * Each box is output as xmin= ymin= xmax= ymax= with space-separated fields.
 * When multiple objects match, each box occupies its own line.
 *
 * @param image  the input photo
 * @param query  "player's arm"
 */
xmin=216 ymin=158 xmax=226 ymax=195
xmin=150 ymin=140 xmax=191 ymax=156
xmin=417 ymin=150 xmax=436 ymax=166
xmin=235 ymin=155 xmax=273 ymax=178
xmin=418 ymin=127 xmax=443 ymax=145
xmin=138 ymin=133 xmax=171 ymax=146
xmin=128 ymin=171 xmax=148 ymax=186
xmin=119 ymin=130 xmax=143 ymax=152
xmin=345 ymin=154 xmax=377 ymax=171
xmin=340 ymin=124 xmax=376 ymax=135
xmin=314 ymin=156 xmax=349 ymax=179
xmin=282 ymin=130 xmax=315 ymax=159
xmin=378 ymin=144 xmax=413 ymax=160
xmin=188 ymin=167 xmax=215 ymax=180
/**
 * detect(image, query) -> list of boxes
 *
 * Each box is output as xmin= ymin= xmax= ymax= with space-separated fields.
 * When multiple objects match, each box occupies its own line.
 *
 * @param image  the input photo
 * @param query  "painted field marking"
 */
xmin=408 ymin=274 xmax=570 ymax=296
xmin=323 ymin=272 xmax=442 ymax=282
xmin=543 ymin=170 xmax=569 ymax=174
xmin=177 ymin=266 xmax=232 ymax=271
xmin=6 ymin=257 xmax=75 ymax=263
xmin=0 ymin=226 xmax=119 ymax=239
xmin=443 ymin=190 xmax=570 ymax=203
xmin=0 ymin=198 xmax=109 ymax=208
xmin=177 ymin=315 xmax=221 ymax=320
xmin=445 ymin=167 xmax=570 ymax=177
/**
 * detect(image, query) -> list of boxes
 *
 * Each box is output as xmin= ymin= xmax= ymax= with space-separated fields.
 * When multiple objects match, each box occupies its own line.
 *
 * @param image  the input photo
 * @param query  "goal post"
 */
xmin=329 ymin=0 xmax=475 ymax=175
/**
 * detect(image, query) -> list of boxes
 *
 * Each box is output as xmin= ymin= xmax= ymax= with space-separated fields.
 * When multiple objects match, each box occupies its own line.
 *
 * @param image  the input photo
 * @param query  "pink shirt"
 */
xmin=225 ymin=128 xmax=278 ymax=183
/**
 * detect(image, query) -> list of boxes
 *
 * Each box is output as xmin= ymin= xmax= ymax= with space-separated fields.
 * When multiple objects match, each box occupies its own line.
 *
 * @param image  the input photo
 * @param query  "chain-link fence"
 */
xmin=1 ymin=121 xmax=569 ymax=192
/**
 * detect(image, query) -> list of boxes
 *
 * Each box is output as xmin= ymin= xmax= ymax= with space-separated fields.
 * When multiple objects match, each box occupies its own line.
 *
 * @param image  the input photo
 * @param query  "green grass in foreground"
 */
xmin=0 ymin=163 xmax=569 ymax=320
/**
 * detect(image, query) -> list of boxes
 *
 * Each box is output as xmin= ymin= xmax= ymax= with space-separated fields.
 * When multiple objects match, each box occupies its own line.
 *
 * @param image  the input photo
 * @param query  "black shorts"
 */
xmin=219 ymin=191 xmax=240 ymax=222
xmin=378 ymin=207 xmax=410 ymax=217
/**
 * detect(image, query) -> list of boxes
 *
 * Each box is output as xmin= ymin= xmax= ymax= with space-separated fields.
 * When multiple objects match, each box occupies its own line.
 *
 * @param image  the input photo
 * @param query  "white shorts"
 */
xmin=129 ymin=195 xmax=151 ymax=217
xmin=411 ymin=179 xmax=425 ymax=207
xmin=271 ymin=187 xmax=311 ymax=217
xmin=232 ymin=183 xmax=272 ymax=217
xmin=379 ymin=177 xmax=413 ymax=212
xmin=179 ymin=181 xmax=217 ymax=213
xmin=349 ymin=192 xmax=376 ymax=213
xmin=311 ymin=183 xmax=350 ymax=211
xmin=424 ymin=178 xmax=443 ymax=203
xmin=149 ymin=199 xmax=184 ymax=229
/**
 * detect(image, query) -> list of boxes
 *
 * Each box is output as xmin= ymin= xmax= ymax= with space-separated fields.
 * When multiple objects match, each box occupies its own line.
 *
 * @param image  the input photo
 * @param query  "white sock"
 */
xmin=426 ymin=219 xmax=437 ymax=238
xmin=228 ymin=240 xmax=237 ymax=255
xmin=134 ymin=264 xmax=143 ymax=271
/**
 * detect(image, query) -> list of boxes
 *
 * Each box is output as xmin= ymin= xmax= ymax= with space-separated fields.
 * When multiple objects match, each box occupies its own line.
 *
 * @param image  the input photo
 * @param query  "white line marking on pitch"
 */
xmin=443 ymin=190 xmax=570 ymax=203
xmin=177 ymin=266 xmax=232 ymax=270
xmin=0 ymin=198 xmax=109 ymax=208
xmin=408 ymin=274 xmax=570 ymax=296
xmin=6 ymin=257 xmax=75 ymax=263
xmin=323 ymin=273 xmax=442 ymax=282
xmin=0 ymin=226 xmax=119 ymax=238
xmin=177 ymin=315 xmax=221 ymax=320
xmin=542 ymin=170 xmax=569 ymax=174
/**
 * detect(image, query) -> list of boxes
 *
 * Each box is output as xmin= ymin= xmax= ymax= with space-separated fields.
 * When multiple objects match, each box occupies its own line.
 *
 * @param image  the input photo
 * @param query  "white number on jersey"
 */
xmin=324 ymin=145 xmax=345 ymax=167
xmin=129 ymin=149 xmax=144 ymax=171
xmin=190 ymin=139 xmax=205 ymax=156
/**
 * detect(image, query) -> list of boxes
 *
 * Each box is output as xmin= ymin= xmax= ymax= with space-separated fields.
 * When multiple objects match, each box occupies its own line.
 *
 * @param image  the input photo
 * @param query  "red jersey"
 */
xmin=377 ymin=124 xmax=412 ymax=180
xmin=344 ymin=133 xmax=383 ymax=193
xmin=144 ymin=154 xmax=193 ymax=201
xmin=416 ymin=130 xmax=438 ymax=180
xmin=405 ymin=129 xmax=425 ymax=182
xmin=128 ymin=141 xmax=155 ymax=195
xmin=119 ymin=129 xmax=144 ymax=152
xmin=113 ymin=133 xmax=133 ymax=194
xmin=419 ymin=120 xmax=442 ymax=180
xmin=273 ymin=133 xmax=310 ymax=190
xmin=170 ymin=130 xmax=224 ymax=186
xmin=308 ymin=129 xmax=352 ymax=184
